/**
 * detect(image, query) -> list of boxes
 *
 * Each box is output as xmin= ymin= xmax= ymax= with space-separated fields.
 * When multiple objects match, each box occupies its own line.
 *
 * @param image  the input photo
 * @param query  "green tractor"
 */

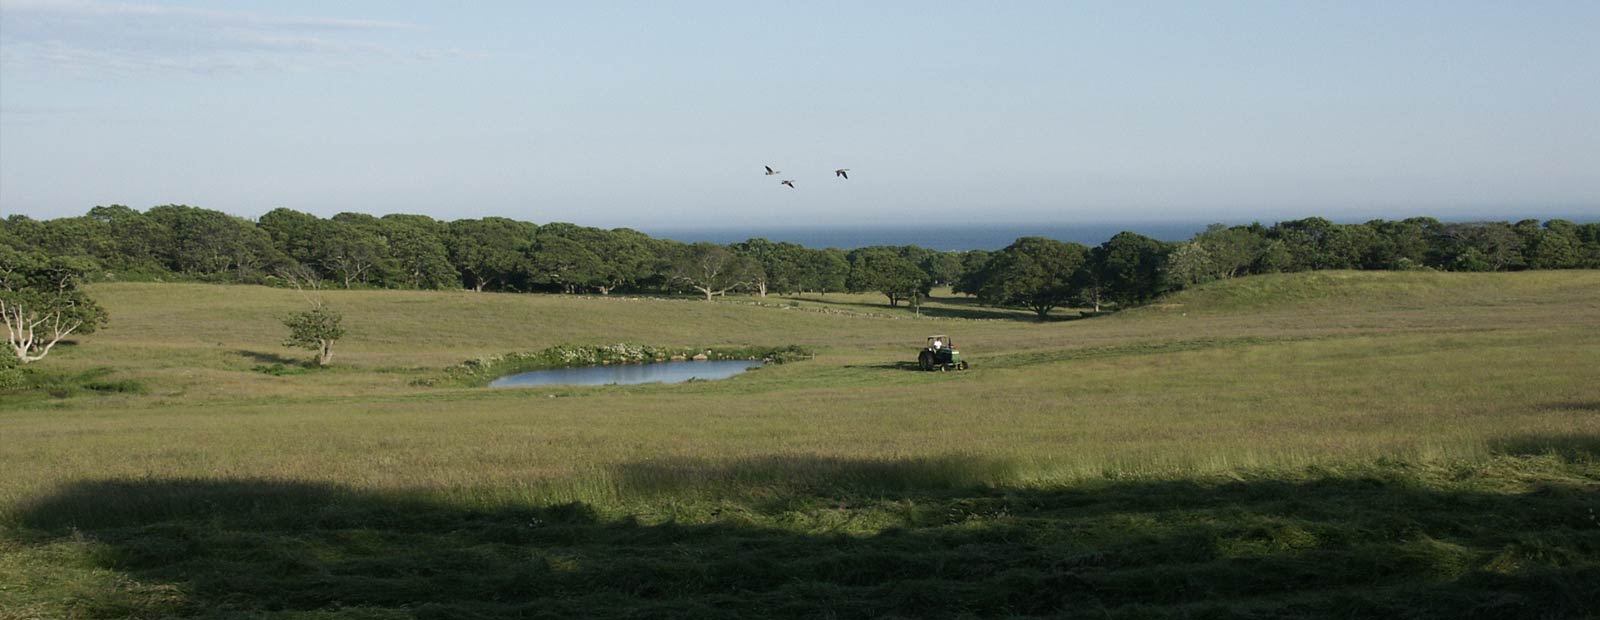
xmin=917 ymin=335 xmax=968 ymax=371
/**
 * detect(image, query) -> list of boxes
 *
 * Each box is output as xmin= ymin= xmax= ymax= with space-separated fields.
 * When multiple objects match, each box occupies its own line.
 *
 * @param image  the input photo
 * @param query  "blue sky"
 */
xmin=2 ymin=1 xmax=1596 ymax=228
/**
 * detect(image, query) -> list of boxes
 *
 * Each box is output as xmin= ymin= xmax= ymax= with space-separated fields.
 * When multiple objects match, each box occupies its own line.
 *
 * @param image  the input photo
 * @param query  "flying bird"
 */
xmin=764 ymin=165 xmax=781 ymax=176
xmin=835 ymin=168 xmax=850 ymax=179
xmin=780 ymin=180 xmax=795 ymax=188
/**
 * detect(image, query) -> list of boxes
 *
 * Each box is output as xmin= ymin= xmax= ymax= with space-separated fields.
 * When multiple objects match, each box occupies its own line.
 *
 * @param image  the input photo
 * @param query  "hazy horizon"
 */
xmin=2 ymin=202 xmax=1594 ymax=234
xmin=3 ymin=2 xmax=1597 ymax=226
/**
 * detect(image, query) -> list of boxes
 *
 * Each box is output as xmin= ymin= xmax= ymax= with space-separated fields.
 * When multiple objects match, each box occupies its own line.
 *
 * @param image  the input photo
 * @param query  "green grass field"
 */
xmin=3 ymin=271 xmax=1598 ymax=619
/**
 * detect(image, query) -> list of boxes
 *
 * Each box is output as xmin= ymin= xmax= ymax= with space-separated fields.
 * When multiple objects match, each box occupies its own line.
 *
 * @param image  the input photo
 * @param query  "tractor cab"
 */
xmin=918 ymin=335 xmax=968 ymax=371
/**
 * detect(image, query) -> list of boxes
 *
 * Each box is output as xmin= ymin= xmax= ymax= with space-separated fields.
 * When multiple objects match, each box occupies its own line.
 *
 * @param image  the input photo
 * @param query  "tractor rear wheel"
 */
xmin=918 ymin=350 xmax=934 ymax=371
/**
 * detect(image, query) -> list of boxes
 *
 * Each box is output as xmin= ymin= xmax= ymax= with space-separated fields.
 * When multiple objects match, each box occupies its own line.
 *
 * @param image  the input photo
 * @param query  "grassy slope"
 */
xmin=3 ymin=271 xmax=1598 ymax=619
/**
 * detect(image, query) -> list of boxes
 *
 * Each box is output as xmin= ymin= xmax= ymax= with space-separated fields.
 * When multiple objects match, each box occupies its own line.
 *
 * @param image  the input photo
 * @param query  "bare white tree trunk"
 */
xmin=2 ymin=299 xmax=83 ymax=364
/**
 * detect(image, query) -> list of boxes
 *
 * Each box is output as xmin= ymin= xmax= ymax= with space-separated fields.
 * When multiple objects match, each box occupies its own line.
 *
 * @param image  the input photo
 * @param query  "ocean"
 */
xmin=642 ymin=212 xmax=1599 ymax=251
xmin=643 ymin=222 xmax=1214 ymax=251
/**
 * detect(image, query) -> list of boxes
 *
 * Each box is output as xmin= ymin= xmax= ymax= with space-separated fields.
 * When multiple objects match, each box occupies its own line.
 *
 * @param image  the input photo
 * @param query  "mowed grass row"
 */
xmin=2 ymin=271 xmax=1599 ymax=619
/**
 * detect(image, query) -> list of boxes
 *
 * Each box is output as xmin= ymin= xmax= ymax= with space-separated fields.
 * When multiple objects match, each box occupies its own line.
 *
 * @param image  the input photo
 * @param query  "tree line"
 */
xmin=4 ymin=206 xmax=1598 ymax=319
xmin=957 ymin=217 xmax=1600 ymax=317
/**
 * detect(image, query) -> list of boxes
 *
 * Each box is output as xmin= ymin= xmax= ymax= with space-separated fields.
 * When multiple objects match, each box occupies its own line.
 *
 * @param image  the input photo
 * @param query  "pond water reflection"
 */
xmin=489 ymin=360 xmax=763 ymax=388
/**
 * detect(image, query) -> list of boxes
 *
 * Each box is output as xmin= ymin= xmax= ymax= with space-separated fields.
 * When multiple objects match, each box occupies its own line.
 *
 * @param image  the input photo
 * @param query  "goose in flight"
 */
xmin=835 ymin=168 xmax=850 ymax=179
xmin=780 ymin=180 xmax=795 ymax=188
xmin=764 ymin=165 xmax=781 ymax=176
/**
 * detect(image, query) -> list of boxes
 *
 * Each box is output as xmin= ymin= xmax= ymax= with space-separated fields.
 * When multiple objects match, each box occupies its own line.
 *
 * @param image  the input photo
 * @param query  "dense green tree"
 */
xmin=593 ymin=228 xmax=664 ymax=295
xmin=24 ymin=216 xmax=107 ymax=265
xmin=1439 ymin=222 xmax=1523 ymax=271
xmin=1162 ymin=242 xmax=1217 ymax=290
xmin=671 ymin=242 xmax=761 ymax=301
xmin=1089 ymin=232 xmax=1170 ymax=307
xmin=977 ymin=237 xmax=1088 ymax=319
xmin=0 ymin=216 xmax=36 ymax=252
xmin=951 ymin=250 xmax=993 ymax=297
xmin=258 ymin=208 xmax=327 ymax=271
xmin=448 ymin=218 xmax=536 ymax=291
xmin=381 ymin=213 xmax=451 ymax=237
xmin=847 ymin=247 xmax=930 ymax=307
xmin=539 ymin=225 xmax=662 ymax=295
xmin=330 ymin=211 xmax=383 ymax=229
xmin=379 ymin=217 xmax=457 ymax=289
xmin=282 ymin=304 xmax=345 ymax=367
xmin=311 ymin=221 xmax=386 ymax=288
xmin=918 ymin=250 xmax=965 ymax=287
xmin=526 ymin=233 xmax=606 ymax=294
xmin=146 ymin=205 xmax=281 ymax=280
xmin=1574 ymin=223 xmax=1600 ymax=268
xmin=86 ymin=205 xmax=168 ymax=274
xmin=1 ymin=247 xmax=107 ymax=364
xmin=1193 ymin=224 xmax=1267 ymax=279
xmin=10 ymin=205 xmax=1597 ymax=310
xmin=732 ymin=238 xmax=813 ymax=296
xmin=1519 ymin=220 xmax=1581 ymax=270
xmin=800 ymin=248 xmax=849 ymax=294
xmin=1270 ymin=218 xmax=1369 ymax=271
xmin=1363 ymin=219 xmax=1433 ymax=270
xmin=1070 ymin=261 xmax=1108 ymax=313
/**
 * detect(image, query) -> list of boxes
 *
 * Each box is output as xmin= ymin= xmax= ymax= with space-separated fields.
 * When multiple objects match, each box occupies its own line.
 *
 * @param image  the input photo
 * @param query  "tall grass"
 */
xmin=3 ymin=271 xmax=1596 ymax=508
xmin=2 ymin=271 xmax=1598 ymax=618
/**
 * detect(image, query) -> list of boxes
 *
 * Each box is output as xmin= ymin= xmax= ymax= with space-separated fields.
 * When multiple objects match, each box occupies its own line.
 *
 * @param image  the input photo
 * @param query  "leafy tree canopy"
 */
xmin=977 ymin=237 xmax=1088 ymax=319
xmin=1 ymin=247 xmax=107 ymax=364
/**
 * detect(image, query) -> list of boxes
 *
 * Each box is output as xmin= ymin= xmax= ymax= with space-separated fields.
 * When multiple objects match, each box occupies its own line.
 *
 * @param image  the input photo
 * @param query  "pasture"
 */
xmin=3 ymin=271 xmax=1598 ymax=618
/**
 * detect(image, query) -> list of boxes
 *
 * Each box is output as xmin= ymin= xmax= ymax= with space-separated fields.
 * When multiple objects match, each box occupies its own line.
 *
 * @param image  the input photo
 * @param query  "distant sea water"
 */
xmin=644 ymin=223 xmax=1213 ymax=251
xmin=643 ymin=213 xmax=1599 ymax=251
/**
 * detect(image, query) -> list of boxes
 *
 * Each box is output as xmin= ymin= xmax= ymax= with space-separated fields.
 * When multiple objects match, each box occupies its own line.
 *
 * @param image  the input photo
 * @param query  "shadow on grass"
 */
xmin=791 ymin=295 xmax=1085 ymax=322
xmin=234 ymin=349 xmax=304 ymax=366
xmin=844 ymin=361 xmax=925 ymax=371
xmin=1541 ymin=401 xmax=1600 ymax=413
xmin=931 ymin=295 xmax=1099 ymax=322
xmin=8 ymin=449 xmax=1599 ymax=619
xmin=609 ymin=454 xmax=1024 ymax=499
xmin=1488 ymin=432 xmax=1600 ymax=462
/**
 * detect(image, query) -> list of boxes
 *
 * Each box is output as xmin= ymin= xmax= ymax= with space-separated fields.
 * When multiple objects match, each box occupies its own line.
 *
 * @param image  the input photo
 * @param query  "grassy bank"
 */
xmin=2 ymin=271 xmax=1598 ymax=618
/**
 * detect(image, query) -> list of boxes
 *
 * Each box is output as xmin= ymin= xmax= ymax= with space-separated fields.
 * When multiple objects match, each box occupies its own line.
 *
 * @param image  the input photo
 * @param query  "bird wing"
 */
xmin=765 ymin=165 xmax=774 ymax=174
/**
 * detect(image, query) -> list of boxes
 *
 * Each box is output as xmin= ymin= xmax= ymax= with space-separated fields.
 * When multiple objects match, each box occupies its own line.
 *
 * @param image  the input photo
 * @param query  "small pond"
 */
xmin=489 ymin=360 xmax=764 ymax=388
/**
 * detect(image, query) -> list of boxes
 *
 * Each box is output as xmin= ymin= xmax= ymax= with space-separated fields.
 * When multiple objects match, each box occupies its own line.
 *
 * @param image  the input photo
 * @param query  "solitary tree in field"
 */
xmin=1 ymin=248 xmax=107 ymax=364
xmin=277 ymin=270 xmax=345 ymax=367
xmin=283 ymin=304 xmax=345 ymax=367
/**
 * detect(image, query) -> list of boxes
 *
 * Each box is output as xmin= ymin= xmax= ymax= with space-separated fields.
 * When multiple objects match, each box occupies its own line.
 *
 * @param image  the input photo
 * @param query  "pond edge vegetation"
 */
xmin=417 ymin=343 xmax=815 ymax=388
